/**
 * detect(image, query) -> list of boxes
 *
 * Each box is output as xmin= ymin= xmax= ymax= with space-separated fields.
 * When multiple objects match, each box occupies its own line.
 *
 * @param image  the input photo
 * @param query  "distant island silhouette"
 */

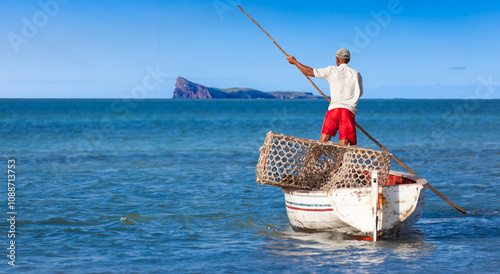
xmin=172 ymin=77 xmax=322 ymax=99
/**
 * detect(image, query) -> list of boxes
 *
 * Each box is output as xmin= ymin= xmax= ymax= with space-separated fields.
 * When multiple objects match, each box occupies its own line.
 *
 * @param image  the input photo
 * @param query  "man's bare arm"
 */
xmin=286 ymin=56 xmax=314 ymax=77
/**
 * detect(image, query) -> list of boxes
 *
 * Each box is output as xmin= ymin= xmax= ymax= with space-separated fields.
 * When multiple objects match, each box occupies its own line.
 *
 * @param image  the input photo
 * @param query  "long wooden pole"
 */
xmin=238 ymin=5 xmax=467 ymax=214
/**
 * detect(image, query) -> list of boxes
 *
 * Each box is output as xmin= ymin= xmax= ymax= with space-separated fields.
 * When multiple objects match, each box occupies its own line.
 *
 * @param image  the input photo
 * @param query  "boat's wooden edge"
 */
xmin=389 ymin=170 xmax=428 ymax=186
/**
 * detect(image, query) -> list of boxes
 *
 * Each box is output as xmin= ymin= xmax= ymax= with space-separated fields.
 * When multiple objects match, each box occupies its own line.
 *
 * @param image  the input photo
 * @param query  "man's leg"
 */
xmin=321 ymin=133 xmax=349 ymax=146
xmin=338 ymin=109 xmax=357 ymax=146
xmin=339 ymin=139 xmax=349 ymax=145
xmin=319 ymin=134 xmax=332 ymax=142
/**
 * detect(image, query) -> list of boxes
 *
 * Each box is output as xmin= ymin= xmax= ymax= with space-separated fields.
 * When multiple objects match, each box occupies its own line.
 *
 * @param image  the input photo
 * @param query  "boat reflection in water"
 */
xmin=262 ymin=226 xmax=433 ymax=268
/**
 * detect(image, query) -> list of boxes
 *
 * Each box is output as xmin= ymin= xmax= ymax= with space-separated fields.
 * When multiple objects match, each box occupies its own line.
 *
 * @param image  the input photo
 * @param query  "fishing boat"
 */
xmin=256 ymin=132 xmax=428 ymax=241
xmin=283 ymin=170 xmax=427 ymax=240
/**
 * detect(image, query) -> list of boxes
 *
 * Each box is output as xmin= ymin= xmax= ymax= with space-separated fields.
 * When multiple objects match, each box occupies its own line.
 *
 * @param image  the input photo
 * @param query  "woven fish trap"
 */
xmin=256 ymin=131 xmax=391 ymax=190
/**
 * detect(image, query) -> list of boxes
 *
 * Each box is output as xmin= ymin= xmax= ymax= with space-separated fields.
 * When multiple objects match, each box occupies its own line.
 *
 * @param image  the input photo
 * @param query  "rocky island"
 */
xmin=172 ymin=77 xmax=322 ymax=99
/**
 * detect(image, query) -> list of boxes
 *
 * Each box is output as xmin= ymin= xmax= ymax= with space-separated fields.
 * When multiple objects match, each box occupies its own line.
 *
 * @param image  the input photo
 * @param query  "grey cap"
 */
xmin=335 ymin=48 xmax=350 ymax=59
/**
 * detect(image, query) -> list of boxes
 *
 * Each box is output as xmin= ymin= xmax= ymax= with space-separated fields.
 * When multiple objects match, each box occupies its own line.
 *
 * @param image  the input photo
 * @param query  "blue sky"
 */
xmin=1 ymin=0 xmax=499 ymax=98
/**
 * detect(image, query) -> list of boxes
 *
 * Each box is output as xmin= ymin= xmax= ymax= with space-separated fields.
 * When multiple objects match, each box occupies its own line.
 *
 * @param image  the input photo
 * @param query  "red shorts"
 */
xmin=321 ymin=108 xmax=357 ymax=145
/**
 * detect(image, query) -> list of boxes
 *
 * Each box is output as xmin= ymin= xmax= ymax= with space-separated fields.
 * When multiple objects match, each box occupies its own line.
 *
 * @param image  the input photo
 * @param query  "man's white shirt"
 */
xmin=313 ymin=63 xmax=363 ymax=115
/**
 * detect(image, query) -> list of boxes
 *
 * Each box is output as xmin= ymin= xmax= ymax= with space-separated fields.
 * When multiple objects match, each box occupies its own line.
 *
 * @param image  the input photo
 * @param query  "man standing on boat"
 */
xmin=286 ymin=48 xmax=363 ymax=146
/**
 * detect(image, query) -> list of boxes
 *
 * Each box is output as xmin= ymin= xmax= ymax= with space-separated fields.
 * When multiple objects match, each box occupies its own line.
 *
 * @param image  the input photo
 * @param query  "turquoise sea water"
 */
xmin=0 ymin=99 xmax=499 ymax=272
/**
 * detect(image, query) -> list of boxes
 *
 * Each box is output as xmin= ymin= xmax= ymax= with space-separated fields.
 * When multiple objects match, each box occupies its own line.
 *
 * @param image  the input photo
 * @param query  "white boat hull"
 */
xmin=283 ymin=170 xmax=427 ymax=239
